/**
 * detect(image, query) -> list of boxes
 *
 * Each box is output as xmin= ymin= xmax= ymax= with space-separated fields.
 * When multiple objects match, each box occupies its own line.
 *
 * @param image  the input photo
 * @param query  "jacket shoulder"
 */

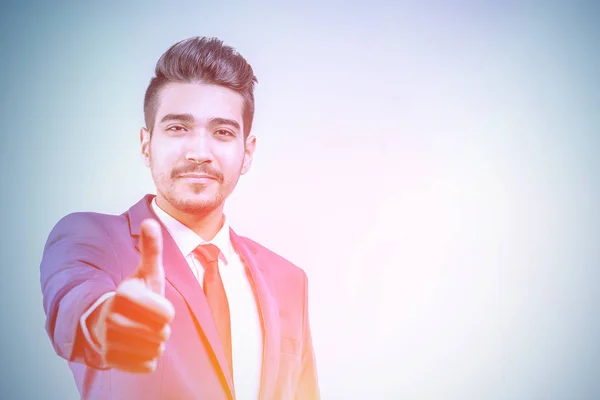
xmin=45 ymin=211 xmax=128 ymax=247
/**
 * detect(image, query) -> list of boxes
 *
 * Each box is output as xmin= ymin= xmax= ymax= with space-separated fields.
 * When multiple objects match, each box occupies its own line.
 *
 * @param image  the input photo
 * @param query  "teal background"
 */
xmin=0 ymin=1 xmax=599 ymax=399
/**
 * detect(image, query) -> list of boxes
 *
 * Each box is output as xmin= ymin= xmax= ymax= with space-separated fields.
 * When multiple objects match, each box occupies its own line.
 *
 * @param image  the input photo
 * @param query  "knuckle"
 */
xmin=143 ymin=360 xmax=157 ymax=373
xmin=162 ymin=325 xmax=171 ymax=340
xmin=166 ymin=304 xmax=176 ymax=321
xmin=154 ymin=342 xmax=165 ymax=357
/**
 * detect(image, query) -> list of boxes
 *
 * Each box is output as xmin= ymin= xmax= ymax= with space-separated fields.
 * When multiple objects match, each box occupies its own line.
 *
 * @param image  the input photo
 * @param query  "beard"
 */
xmin=149 ymin=153 xmax=243 ymax=216
xmin=162 ymin=183 xmax=227 ymax=215
xmin=149 ymin=147 xmax=243 ymax=216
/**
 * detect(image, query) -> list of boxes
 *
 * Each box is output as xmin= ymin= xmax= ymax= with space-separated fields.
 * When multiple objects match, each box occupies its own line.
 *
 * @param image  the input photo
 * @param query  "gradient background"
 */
xmin=1 ymin=1 xmax=599 ymax=399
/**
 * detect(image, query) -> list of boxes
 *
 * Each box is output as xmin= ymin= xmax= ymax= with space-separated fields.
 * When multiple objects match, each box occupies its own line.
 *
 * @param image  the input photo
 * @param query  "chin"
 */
xmin=172 ymin=193 xmax=223 ymax=214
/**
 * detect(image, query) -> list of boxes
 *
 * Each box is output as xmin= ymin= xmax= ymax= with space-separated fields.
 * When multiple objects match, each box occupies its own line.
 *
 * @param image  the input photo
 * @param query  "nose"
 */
xmin=184 ymin=131 xmax=213 ymax=164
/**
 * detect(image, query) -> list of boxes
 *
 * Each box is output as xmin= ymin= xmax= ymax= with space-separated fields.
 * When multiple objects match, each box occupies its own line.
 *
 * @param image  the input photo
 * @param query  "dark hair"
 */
xmin=144 ymin=37 xmax=258 ymax=138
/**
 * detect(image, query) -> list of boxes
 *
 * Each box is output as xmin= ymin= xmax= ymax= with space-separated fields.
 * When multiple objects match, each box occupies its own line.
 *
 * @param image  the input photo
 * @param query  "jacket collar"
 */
xmin=126 ymin=195 xmax=279 ymax=399
xmin=126 ymin=195 xmax=235 ymax=397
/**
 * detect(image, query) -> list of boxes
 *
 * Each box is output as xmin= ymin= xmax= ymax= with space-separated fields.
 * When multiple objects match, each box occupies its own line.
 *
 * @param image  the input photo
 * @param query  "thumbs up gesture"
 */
xmin=88 ymin=219 xmax=175 ymax=373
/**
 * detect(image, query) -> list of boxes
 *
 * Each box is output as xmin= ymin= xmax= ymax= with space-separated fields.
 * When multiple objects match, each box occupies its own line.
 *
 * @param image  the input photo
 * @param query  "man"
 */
xmin=40 ymin=37 xmax=319 ymax=400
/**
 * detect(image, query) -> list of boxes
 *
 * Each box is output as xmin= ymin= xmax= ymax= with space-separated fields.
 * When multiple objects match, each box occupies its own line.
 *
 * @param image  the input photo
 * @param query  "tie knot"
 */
xmin=194 ymin=243 xmax=220 ymax=269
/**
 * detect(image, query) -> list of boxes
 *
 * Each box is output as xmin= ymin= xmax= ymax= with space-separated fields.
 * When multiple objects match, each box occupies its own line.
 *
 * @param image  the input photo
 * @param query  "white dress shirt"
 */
xmin=80 ymin=199 xmax=263 ymax=400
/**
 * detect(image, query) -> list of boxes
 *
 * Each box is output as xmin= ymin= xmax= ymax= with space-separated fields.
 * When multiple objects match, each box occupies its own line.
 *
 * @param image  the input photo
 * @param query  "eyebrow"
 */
xmin=158 ymin=114 xmax=241 ymax=131
xmin=159 ymin=113 xmax=195 ymax=124
xmin=208 ymin=117 xmax=241 ymax=131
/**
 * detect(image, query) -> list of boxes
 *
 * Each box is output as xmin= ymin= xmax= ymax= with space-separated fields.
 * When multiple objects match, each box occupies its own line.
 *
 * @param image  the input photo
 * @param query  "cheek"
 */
xmin=223 ymin=147 xmax=246 ymax=169
xmin=150 ymin=143 xmax=179 ymax=172
xmin=150 ymin=157 xmax=176 ymax=184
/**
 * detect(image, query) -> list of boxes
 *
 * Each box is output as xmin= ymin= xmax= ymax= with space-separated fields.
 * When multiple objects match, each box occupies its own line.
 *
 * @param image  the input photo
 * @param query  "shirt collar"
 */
xmin=151 ymin=198 xmax=232 ymax=262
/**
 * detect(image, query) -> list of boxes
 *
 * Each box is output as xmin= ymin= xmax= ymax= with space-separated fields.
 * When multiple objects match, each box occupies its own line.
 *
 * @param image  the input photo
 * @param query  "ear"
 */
xmin=140 ymin=127 xmax=151 ymax=167
xmin=241 ymin=135 xmax=256 ymax=175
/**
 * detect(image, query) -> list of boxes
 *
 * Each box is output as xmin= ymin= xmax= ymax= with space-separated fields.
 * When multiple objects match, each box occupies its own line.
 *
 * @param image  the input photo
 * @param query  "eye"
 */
xmin=167 ymin=125 xmax=187 ymax=132
xmin=215 ymin=129 xmax=235 ymax=137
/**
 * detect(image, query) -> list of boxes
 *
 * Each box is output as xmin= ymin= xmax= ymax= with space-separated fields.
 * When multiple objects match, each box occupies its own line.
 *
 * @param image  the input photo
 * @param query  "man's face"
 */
xmin=140 ymin=82 xmax=255 ymax=215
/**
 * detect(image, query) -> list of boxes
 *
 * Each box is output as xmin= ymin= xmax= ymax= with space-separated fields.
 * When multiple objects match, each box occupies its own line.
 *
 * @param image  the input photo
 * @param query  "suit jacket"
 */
xmin=40 ymin=195 xmax=319 ymax=400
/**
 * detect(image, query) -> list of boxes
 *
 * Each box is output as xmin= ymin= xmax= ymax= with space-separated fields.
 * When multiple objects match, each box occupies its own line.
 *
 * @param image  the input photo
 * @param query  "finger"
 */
xmin=114 ymin=279 xmax=175 ymax=327
xmin=105 ymin=311 xmax=171 ymax=345
xmin=136 ymin=219 xmax=165 ymax=295
xmin=104 ymin=351 xmax=159 ymax=374
xmin=104 ymin=327 xmax=166 ymax=360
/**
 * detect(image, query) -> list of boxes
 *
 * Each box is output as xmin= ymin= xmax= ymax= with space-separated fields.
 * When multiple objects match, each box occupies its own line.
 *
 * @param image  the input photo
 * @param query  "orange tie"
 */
xmin=194 ymin=244 xmax=233 ymax=378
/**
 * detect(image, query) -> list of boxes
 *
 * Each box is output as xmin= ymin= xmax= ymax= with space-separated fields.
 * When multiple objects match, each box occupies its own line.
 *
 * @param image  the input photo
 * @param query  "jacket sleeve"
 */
xmin=295 ymin=272 xmax=320 ymax=400
xmin=40 ymin=212 xmax=120 ymax=369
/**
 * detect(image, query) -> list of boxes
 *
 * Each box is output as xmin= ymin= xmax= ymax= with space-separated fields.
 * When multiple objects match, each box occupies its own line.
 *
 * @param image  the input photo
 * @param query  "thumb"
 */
xmin=135 ymin=218 xmax=165 ymax=296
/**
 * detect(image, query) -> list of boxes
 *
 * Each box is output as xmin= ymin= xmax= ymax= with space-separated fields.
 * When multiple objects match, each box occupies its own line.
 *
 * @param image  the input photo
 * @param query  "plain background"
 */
xmin=1 ymin=1 xmax=599 ymax=399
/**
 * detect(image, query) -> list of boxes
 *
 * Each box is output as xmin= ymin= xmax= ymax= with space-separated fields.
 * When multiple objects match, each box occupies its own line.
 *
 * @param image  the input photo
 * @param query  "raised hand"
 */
xmin=89 ymin=219 xmax=175 ymax=373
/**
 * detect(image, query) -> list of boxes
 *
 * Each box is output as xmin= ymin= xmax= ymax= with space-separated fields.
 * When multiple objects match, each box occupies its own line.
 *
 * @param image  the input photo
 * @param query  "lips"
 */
xmin=172 ymin=165 xmax=224 ymax=182
xmin=179 ymin=173 xmax=217 ymax=180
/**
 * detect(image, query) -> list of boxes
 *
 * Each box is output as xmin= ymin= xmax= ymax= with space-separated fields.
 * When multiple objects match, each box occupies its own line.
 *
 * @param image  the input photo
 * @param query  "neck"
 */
xmin=155 ymin=195 xmax=225 ymax=241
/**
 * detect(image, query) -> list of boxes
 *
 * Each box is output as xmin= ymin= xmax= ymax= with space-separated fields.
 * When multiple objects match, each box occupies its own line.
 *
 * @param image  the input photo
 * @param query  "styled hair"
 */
xmin=143 ymin=37 xmax=258 ymax=137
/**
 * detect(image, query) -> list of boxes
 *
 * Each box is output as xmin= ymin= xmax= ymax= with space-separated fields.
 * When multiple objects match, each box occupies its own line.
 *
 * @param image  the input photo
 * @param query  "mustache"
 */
xmin=172 ymin=163 xmax=224 ymax=182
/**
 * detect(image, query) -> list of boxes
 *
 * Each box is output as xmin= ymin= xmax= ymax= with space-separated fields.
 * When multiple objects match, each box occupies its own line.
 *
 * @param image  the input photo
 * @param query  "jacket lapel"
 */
xmin=230 ymin=229 xmax=281 ymax=400
xmin=127 ymin=195 xmax=235 ymax=398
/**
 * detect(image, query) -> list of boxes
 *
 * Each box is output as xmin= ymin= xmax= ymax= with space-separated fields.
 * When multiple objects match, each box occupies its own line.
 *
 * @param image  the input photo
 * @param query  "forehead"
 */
xmin=154 ymin=82 xmax=245 ymax=127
